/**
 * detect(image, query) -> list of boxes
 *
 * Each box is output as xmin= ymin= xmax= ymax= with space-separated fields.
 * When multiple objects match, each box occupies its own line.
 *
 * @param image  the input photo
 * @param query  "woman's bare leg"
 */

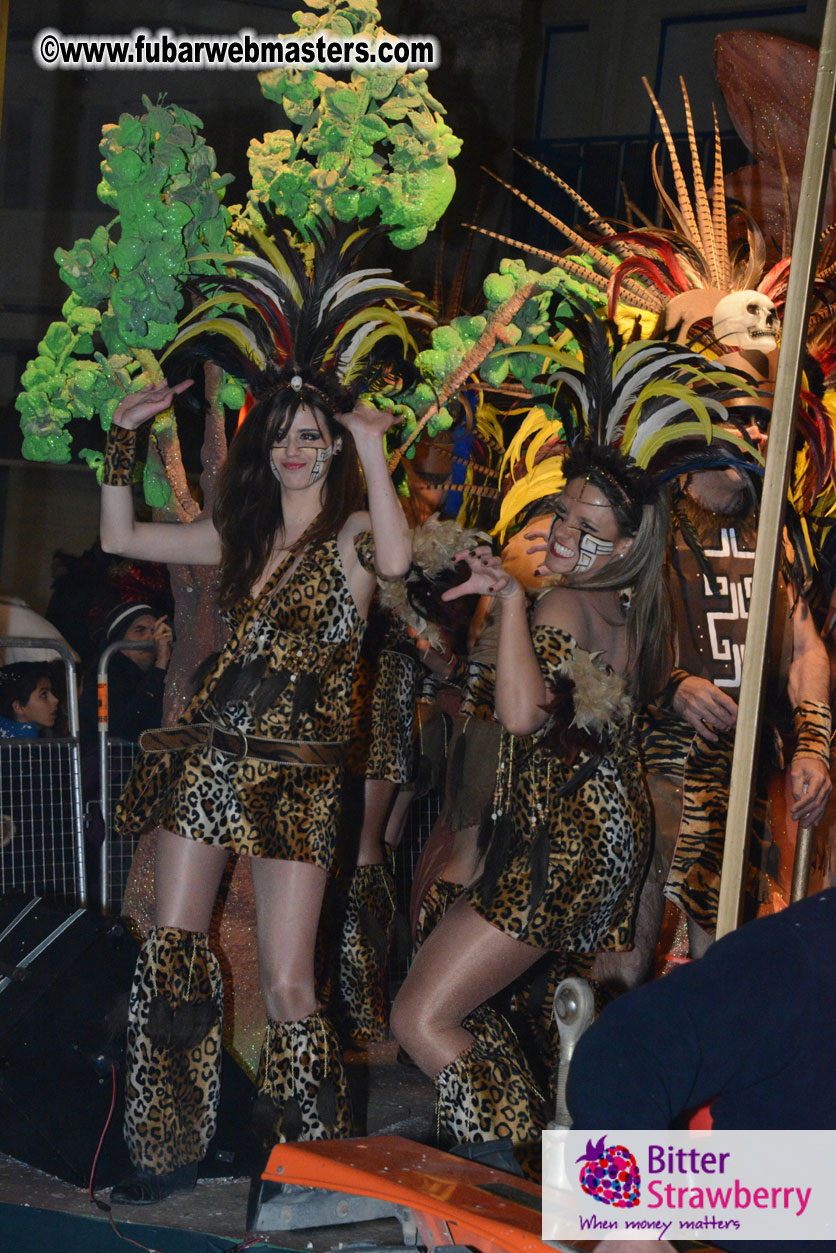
xmin=590 ymin=873 xmax=666 ymax=993
xmin=356 ymin=778 xmax=398 ymax=865
xmin=383 ymin=781 xmax=415 ymax=854
xmin=341 ymin=779 xmax=402 ymax=1043
xmin=251 ymin=857 xmax=353 ymax=1141
xmin=442 ymin=823 xmax=484 ymax=886
xmin=391 ymin=897 xmax=542 ymax=1076
xmin=251 ymin=857 xmax=328 ymax=1021
xmin=154 ymin=827 xmax=230 ymax=931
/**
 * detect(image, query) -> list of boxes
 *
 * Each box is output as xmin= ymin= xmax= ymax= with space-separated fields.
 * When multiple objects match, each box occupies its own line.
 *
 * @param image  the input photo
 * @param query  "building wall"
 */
xmin=0 ymin=0 xmax=830 ymax=609
xmin=532 ymin=0 xmax=827 ymax=140
xmin=0 ymin=462 xmax=101 ymax=614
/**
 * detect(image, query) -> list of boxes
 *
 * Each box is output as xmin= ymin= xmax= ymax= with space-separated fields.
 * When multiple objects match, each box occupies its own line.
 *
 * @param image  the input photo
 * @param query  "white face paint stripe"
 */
xmin=308 ymin=444 xmax=335 ymax=484
xmin=574 ymin=532 xmax=615 ymax=572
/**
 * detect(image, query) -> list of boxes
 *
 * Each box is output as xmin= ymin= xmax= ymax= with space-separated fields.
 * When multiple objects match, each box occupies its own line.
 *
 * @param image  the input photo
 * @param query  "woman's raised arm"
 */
xmin=334 ymin=404 xmax=413 ymax=616
xmin=100 ymin=381 xmax=222 ymax=566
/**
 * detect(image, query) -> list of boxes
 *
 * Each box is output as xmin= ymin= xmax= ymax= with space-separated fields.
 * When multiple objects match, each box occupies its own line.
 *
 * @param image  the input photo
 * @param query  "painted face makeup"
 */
xmin=546 ymin=479 xmax=622 ymax=576
xmin=308 ymin=442 xmax=337 ymax=484
xmin=270 ymin=408 xmax=340 ymax=488
xmin=575 ymin=531 xmax=616 ymax=572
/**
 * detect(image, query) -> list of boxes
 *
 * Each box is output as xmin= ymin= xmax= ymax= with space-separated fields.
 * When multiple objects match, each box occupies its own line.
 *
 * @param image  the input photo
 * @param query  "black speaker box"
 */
xmin=0 ymin=898 xmax=259 ymax=1188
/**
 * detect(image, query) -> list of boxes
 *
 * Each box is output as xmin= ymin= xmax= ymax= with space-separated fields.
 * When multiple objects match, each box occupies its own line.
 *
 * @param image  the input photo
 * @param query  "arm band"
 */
xmin=793 ymin=699 xmax=832 ymax=763
xmin=102 ymin=425 xmax=137 ymax=487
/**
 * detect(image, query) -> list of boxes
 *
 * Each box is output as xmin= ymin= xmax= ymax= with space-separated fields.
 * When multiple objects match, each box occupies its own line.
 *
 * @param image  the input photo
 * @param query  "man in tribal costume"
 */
xmin=636 ymin=460 xmax=832 ymax=960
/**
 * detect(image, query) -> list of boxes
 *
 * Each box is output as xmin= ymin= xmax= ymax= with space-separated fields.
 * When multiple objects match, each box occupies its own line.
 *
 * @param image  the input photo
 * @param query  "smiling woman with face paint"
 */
xmin=389 ymin=436 xmax=671 ymax=1160
xmin=99 ymin=377 xmax=410 ymax=1204
xmin=388 ymin=301 xmax=758 ymax=1168
xmin=95 ymin=225 xmax=422 ymax=1205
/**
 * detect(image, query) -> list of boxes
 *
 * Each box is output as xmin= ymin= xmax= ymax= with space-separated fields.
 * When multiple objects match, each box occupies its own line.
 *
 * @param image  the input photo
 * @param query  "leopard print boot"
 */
xmin=414 ymin=877 xmax=463 ymax=949
xmin=123 ymin=926 xmax=223 ymax=1177
xmin=338 ymin=863 xmax=397 ymax=1043
xmin=253 ymin=1011 xmax=353 ymax=1144
xmin=434 ymin=1009 xmax=547 ymax=1157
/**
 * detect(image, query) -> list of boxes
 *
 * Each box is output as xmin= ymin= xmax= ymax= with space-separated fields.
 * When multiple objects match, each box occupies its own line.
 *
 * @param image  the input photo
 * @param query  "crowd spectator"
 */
xmin=79 ymin=601 xmax=172 ymax=743
xmin=0 ymin=663 xmax=66 ymax=893
xmin=0 ymin=663 xmax=60 ymax=738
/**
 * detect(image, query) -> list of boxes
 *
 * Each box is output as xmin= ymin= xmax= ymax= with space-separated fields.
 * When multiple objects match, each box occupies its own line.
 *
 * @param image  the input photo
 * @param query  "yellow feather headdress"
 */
xmin=493 ymin=302 xmax=763 ymax=541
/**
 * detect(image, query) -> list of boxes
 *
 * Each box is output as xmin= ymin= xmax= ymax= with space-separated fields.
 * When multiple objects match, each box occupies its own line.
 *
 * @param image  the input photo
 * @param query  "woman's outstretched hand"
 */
xmin=333 ymin=401 xmax=397 ymax=442
xmin=440 ymin=546 xmax=522 ymax=603
xmin=112 ymin=379 xmax=193 ymax=430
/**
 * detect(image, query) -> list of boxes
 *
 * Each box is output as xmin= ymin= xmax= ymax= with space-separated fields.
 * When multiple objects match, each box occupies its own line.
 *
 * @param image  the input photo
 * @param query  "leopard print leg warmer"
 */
xmin=253 ymin=1011 xmax=353 ymax=1145
xmin=124 ymin=926 xmax=223 ymax=1175
xmin=338 ymin=863 xmax=397 ymax=1043
xmin=434 ymin=1007 xmax=546 ymax=1151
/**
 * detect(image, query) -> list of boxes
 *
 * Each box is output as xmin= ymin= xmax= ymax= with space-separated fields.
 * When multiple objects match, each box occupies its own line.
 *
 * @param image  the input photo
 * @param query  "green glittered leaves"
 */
xmin=16 ymin=99 xmax=236 ymax=496
xmin=248 ymin=3 xmax=460 ymax=246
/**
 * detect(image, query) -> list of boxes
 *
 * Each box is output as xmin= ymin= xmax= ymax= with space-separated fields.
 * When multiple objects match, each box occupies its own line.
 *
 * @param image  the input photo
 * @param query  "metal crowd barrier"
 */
xmin=0 ymin=638 xmax=85 ymax=907
xmin=97 ymin=639 xmax=151 ymax=914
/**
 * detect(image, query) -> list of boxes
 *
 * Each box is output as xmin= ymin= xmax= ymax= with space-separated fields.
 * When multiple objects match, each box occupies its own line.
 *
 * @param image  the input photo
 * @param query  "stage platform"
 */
xmin=0 ymin=1041 xmax=434 ymax=1252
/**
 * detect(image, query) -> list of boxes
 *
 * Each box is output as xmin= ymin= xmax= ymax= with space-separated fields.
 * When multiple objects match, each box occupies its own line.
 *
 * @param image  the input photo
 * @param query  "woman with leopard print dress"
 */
xmin=390 ymin=438 xmax=671 ymax=1158
xmin=100 ymin=377 xmax=412 ymax=1204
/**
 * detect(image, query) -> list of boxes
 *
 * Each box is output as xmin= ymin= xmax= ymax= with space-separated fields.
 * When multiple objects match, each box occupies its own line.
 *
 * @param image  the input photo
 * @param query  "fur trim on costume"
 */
xmin=557 ymin=651 xmax=632 ymax=734
xmin=376 ymin=514 xmax=484 ymax=647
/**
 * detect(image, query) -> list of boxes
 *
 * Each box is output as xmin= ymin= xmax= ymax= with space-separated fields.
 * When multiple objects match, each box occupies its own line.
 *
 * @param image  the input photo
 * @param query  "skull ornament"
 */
xmin=712 ymin=290 xmax=779 ymax=352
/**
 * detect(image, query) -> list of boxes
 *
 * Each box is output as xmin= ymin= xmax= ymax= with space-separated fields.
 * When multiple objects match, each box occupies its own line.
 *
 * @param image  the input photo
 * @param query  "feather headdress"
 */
xmin=466 ymin=79 xmax=788 ymax=321
xmin=494 ymin=301 xmax=763 ymax=540
xmin=164 ymin=218 xmax=432 ymax=409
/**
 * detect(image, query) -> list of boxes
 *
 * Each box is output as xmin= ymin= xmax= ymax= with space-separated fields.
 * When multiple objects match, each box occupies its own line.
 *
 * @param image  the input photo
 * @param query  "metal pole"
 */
xmin=0 ymin=638 xmax=85 ymax=906
xmin=790 ymin=825 xmax=816 ymax=903
xmin=97 ymin=639 xmax=153 ymax=912
xmin=716 ymin=2 xmax=836 ymax=938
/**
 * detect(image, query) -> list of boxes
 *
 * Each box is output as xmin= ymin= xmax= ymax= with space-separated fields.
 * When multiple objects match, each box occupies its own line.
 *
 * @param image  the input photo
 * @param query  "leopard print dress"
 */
xmin=115 ymin=534 xmax=370 ymax=869
xmin=467 ymin=624 xmax=650 ymax=954
xmin=347 ymin=603 xmax=420 ymax=783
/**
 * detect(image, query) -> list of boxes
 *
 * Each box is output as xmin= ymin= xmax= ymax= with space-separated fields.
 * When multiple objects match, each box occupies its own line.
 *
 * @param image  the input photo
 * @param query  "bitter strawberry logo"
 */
xmin=576 ymin=1136 xmax=641 ymax=1208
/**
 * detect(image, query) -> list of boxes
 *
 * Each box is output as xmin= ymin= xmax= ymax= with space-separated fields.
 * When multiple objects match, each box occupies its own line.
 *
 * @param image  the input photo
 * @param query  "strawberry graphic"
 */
xmin=576 ymin=1136 xmax=641 ymax=1207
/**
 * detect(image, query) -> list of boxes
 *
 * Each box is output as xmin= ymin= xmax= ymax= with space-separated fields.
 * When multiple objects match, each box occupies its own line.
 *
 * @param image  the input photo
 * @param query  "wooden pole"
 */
xmin=790 ymin=825 xmax=816 ymax=904
xmin=716 ymin=1 xmax=836 ymax=938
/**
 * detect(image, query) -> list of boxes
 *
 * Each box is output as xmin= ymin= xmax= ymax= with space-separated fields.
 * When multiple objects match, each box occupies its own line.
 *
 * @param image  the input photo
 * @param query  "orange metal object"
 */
xmin=97 ymin=681 xmax=108 ymax=728
xmin=262 ymin=1134 xmax=554 ymax=1253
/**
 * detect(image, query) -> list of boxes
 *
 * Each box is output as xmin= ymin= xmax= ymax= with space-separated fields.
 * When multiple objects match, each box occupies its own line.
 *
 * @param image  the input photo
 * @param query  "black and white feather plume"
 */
xmin=163 ymin=219 xmax=432 ymax=405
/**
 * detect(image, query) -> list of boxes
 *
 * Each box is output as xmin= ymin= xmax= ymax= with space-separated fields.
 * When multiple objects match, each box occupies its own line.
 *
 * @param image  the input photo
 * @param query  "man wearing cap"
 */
xmin=80 ymin=602 xmax=172 ymax=743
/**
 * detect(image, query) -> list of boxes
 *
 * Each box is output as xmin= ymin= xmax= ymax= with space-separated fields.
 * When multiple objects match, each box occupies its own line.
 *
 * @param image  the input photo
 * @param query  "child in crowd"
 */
xmin=0 ymin=663 xmax=60 ymax=738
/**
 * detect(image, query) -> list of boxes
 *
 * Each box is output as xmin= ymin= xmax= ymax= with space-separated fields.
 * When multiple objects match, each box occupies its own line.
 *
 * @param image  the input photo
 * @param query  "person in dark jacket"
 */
xmin=567 ymin=890 xmax=836 ymax=1253
xmin=80 ymin=602 xmax=172 ymax=743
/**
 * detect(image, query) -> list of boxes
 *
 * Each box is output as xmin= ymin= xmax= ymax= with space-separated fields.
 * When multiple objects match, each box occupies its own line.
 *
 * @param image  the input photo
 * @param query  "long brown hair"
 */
xmin=213 ymin=387 xmax=364 ymax=611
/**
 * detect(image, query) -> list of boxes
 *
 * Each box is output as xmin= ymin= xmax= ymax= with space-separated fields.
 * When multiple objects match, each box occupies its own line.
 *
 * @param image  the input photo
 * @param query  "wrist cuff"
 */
xmin=444 ymin=656 xmax=469 ymax=687
xmin=793 ymin=699 xmax=832 ymax=763
xmin=103 ymin=425 xmax=137 ymax=487
xmin=658 ymin=667 xmax=690 ymax=709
